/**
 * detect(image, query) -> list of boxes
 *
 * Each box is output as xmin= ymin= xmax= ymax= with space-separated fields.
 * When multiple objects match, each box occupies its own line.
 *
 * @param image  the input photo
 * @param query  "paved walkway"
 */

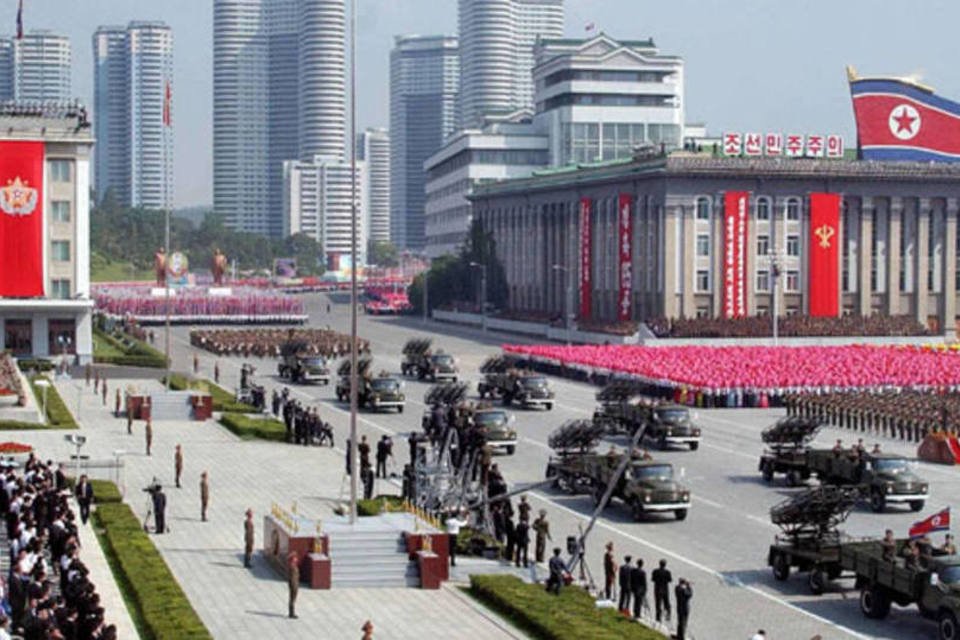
xmin=33 ymin=376 xmax=525 ymax=640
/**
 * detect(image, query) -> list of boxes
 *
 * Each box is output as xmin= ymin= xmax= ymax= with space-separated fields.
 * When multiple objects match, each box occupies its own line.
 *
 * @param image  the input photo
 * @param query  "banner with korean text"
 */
xmin=808 ymin=192 xmax=841 ymax=317
xmin=578 ymin=197 xmax=592 ymax=320
xmin=617 ymin=194 xmax=633 ymax=321
xmin=0 ymin=141 xmax=44 ymax=296
xmin=723 ymin=191 xmax=749 ymax=318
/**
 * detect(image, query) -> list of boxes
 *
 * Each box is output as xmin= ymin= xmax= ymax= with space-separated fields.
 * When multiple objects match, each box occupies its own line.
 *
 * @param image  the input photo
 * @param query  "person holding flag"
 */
xmin=910 ymin=506 xmax=950 ymax=541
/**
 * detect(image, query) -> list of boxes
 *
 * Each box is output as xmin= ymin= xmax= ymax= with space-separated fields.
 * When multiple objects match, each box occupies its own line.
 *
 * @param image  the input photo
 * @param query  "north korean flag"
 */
xmin=851 ymin=75 xmax=960 ymax=162
xmin=909 ymin=507 xmax=950 ymax=540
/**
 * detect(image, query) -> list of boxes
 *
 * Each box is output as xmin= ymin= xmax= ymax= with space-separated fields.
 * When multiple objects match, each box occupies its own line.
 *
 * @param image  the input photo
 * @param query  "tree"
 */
xmin=458 ymin=216 xmax=508 ymax=310
xmin=368 ymin=240 xmax=399 ymax=267
xmin=285 ymin=233 xmax=324 ymax=275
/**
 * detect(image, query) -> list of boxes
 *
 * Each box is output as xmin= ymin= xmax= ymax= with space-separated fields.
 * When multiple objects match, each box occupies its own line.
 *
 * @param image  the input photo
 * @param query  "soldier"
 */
xmin=102 ymin=379 xmax=108 ymax=406
xmin=126 ymin=396 xmax=133 ymax=434
xmin=200 ymin=471 xmax=210 ymax=522
xmin=603 ymin=542 xmax=616 ymax=600
xmin=193 ymin=353 xmax=199 ymax=374
xmin=214 ymin=361 xmax=220 ymax=384
xmin=145 ymin=416 xmax=153 ymax=456
xmin=881 ymin=529 xmax=897 ymax=562
xmin=831 ymin=439 xmax=843 ymax=456
xmin=114 ymin=388 xmax=121 ymax=418
xmin=243 ymin=508 xmax=255 ymax=567
xmin=514 ymin=518 xmax=530 ymax=568
xmin=287 ymin=551 xmax=300 ymax=618
xmin=174 ymin=444 xmax=184 ymax=488
xmin=532 ymin=510 xmax=551 ymax=564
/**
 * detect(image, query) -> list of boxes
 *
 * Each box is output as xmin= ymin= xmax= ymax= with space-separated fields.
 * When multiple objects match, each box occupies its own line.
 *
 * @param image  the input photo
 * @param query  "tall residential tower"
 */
xmin=0 ymin=30 xmax=71 ymax=102
xmin=358 ymin=128 xmax=390 ymax=245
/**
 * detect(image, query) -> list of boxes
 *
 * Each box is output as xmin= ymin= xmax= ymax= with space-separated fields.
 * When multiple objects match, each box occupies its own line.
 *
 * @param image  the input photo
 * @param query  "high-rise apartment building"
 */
xmin=358 ymin=128 xmax=390 ymax=244
xmin=214 ymin=0 xmax=345 ymax=236
xmin=93 ymin=22 xmax=174 ymax=210
xmin=0 ymin=31 xmax=71 ymax=102
xmin=457 ymin=0 xmax=563 ymax=129
xmin=389 ymin=35 xmax=459 ymax=250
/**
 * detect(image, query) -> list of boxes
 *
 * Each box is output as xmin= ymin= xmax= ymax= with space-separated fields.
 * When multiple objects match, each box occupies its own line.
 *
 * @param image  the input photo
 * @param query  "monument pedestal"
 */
xmin=307 ymin=553 xmax=331 ymax=589
xmin=404 ymin=531 xmax=449 ymax=583
xmin=263 ymin=514 xmax=329 ymax=589
xmin=417 ymin=551 xmax=443 ymax=590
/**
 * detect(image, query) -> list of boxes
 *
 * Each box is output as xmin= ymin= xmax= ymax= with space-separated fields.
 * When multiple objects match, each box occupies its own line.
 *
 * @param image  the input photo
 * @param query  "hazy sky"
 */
xmin=2 ymin=0 xmax=957 ymax=207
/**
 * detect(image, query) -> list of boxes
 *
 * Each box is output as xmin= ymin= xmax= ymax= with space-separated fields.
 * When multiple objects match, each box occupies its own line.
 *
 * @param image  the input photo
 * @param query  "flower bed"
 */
xmin=0 ymin=442 xmax=32 ymax=454
xmin=504 ymin=344 xmax=960 ymax=393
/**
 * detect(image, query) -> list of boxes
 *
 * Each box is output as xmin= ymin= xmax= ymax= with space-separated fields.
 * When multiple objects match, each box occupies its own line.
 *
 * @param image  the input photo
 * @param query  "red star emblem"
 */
xmin=893 ymin=107 xmax=916 ymax=134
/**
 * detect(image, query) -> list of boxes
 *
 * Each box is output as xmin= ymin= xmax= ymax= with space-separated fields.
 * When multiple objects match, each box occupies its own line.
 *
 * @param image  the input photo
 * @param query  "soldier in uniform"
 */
xmin=174 ymin=444 xmax=184 ymax=489
xmin=287 ymin=551 xmax=299 ymax=618
xmin=145 ymin=416 xmax=153 ymax=456
xmin=114 ymin=388 xmax=121 ymax=418
xmin=243 ymin=508 xmax=255 ymax=568
xmin=532 ymin=510 xmax=551 ymax=564
xmin=200 ymin=471 xmax=210 ymax=522
xmin=603 ymin=542 xmax=616 ymax=600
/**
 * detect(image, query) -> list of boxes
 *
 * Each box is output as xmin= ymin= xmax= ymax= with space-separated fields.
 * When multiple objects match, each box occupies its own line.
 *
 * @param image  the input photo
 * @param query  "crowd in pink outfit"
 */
xmin=93 ymin=286 xmax=306 ymax=323
xmin=503 ymin=344 xmax=960 ymax=394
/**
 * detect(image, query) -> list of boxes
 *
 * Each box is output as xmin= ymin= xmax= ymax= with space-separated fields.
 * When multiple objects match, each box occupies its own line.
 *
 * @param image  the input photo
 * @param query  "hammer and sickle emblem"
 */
xmin=815 ymin=224 xmax=835 ymax=249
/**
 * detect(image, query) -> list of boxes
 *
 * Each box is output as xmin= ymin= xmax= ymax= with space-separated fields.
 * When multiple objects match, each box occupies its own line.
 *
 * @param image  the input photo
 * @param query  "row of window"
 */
xmin=695 ymin=197 xmax=801 ymax=222
xmin=541 ymin=68 xmax=674 ymax=88
xmin=696 ymin=233 xmax=801 ymax=258
xmin=695 ymin=269 xmax=800 ymax=293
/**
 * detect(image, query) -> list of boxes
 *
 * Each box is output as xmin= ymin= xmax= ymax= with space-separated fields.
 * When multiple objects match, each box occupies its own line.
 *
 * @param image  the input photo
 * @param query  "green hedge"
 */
xmin=218 ymin=413 xmax=286 ymax=442
xmin=92 ymin=484 xmax=212 ymax=640
xmin=469 ymin=575 xmax=665 ymax=640
xmin=357 ymin=495 xmax=406 ymax=516
xmin=16 ymin=358 xmax=55 ymax=372
xmin=64 ymin=477 xmax=123 ymax=504
xmin=93 ymin=328 xmax=167 ymax=368
xmin=165 ymin=374 xmax=254 ymax=413
xmin=27 ymin=375 xmax=77 ymax=429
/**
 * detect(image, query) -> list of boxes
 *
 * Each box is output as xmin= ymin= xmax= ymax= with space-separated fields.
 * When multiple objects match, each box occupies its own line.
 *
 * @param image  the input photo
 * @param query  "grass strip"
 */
xmin=218 ymin=413 xmax=286 ymax=442
xmin=92 ymin=483 xmax=212 ymax=640
xmin=468 ymin=574 xmax=666 ymax=640
xmin=26 ymin=375 xmax=78 ymax=429
xmin=93 ymin=328 xmax=167 ymax=368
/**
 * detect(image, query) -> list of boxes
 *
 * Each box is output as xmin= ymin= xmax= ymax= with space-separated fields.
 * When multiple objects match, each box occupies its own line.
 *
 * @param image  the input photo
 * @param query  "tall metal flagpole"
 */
xmin=348 ymin=0 xmax=359 ymax=524
xmin=164 ymin=209 xmax=171 ymax=390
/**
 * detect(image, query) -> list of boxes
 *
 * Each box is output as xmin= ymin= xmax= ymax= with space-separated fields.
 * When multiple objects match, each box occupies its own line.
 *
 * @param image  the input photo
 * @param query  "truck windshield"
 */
xmin=475 ymin=411 xmax=507 ymax=427
xmin=656 ymin=408 xmax=689 ymax=422
xmin=432 ymin=355 xmax=454 ymax=366
xmin=521 ymin=377 xmax=548 ymax=388
xmin=631 ymin=464 xmax=673 ymax=481
xmin=371 ymin=379 xmax=398 ymax=391
xmin=873 ymin=458 xmax=909 ymax=474
xmin=303 ymin=357 xmax=326 ymax=367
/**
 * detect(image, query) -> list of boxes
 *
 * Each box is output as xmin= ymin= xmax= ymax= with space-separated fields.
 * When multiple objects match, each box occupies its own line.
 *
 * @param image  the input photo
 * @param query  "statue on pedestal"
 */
xmin=211 ymin=248 xmax=228 ymax=286
xmin=154 ymin=247 xmax=167 ymax=286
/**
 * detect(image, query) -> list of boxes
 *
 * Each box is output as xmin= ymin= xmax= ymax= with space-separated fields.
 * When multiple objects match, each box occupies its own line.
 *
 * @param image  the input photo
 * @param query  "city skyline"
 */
xmin=1 ymin=0 xmax=959 ymax=207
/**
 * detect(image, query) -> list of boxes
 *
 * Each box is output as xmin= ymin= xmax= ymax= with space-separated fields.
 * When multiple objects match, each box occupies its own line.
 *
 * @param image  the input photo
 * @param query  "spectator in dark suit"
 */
xmin=618 ymin=555 xmax=633 ymax=613
xmin=630 ymin=558 xmax=648 ymax=619
xmin=74 ymin=474 xmax=94 ymax=525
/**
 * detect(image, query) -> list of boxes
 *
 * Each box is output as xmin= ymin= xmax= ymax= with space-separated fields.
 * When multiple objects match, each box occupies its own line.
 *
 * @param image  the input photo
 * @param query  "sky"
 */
xmin=1 ymin=0 xmax=958 ymax=207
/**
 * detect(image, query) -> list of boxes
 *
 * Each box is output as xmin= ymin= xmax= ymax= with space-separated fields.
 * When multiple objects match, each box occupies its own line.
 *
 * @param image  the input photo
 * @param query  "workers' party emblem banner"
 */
xmin=808 ymin=193 xmax=841 ymax=317
xmin=579 ymin=197 xmax=592 ymax=320
xmin=617 ymin=194 xmax=633 ymax=321
xmin=723 ymin=191 xmax=749 ymax=318
xmin=0 ymin=141 xmax=44 ymax=296
xmin=850 ymin=74 xmax=960 ymax=162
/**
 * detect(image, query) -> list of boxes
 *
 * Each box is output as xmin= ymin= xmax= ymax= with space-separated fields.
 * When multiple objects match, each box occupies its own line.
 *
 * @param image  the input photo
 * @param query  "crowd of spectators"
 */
xmin=0 ymin=355 xmax=26 ymax=406
xmin=0 ymin=455 xmax=115 ymax=639
xmin=190 ymin=328 xmax=370 ymax=359
xmin=646 ymin=314 xmax=930 ymax=339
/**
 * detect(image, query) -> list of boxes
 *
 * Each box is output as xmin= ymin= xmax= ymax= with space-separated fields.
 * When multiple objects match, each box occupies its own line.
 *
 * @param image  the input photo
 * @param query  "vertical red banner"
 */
xmin=617 ymin=194 xmax=633 ymax=321
xmin=723 ymin=191 xmax=749 ymax=318
xmin=808 ymin=192 xmax=841 ymax=317
xmin=0 ymin=141 xmax=44 ymax=297
xmin=578 ymin=197 xmax=592 ymax=320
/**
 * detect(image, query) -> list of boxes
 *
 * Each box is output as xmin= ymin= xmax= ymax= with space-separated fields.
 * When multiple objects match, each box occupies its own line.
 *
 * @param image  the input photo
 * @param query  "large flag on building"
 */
xmin=910 ymin=507 xmax=950 ymax=539
xmin=849 ymin=66 xmax=960 ymax=162
xmin=0 ymin=141 xmax=45 ymax=296
xmin=723 ymin=191 xmax=749 ymax=318
xmin=808 ymin=193 xmax=841 ymax=317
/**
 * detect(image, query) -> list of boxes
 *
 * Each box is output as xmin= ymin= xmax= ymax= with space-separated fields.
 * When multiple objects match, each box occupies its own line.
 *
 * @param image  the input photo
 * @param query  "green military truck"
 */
xmin=335 ymin=358 xmax=406 ymax=412
xmin=473 ymin=407 xmax=517 ymax=455
xmin=842 ymin=540 xmax=960 ymax=639
xmin=593 ymin=381 xmax=701 ymax=450
xmin=277 ymin=340 xmax=331 ymax=384
xmin=586 ymin=452 xmax=691 ymax=521
xmin=401 ymin=338 xmax=459 ymax=382
xmin=758 ymin=417 xmax=821 ymax=486
xmin=478 ymin=356 xmax=555 ymax=410
xmin=806 ymin=449 xmax=929 ymax=512
xmin=544 ymin=420 xmax=608 ymax=495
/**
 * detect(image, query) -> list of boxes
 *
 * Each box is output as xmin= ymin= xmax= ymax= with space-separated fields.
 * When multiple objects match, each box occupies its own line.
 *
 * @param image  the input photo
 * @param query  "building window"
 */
xmin=51 ymin=200 xmax=70 ymax=222
xmin=49 ymin=160 xmax=71 ymax=183
xmin=695 ymin=197 xmax=711 ymax=220
xmin=51 ymin=240 xmax=70 ymax=262
xmin=756 ymin=269 xmax=770 ymax=292
xmin=50 ymin=279 xmax=71 ymax=299
xmin=785 ymin=270 xmax=800 ymax=291
xmin=48 ymin=318 xmax=75 ymax=354
xmin=786 ymin=199 xmax=801 ymax=221
xmin=695 ymin=270 xmax=710 ymax=292
xmin=3 ymin=319 xmax=31 ymax=356
xmin=786 ymin=234 xmax=800 ymax=256
xmin=756 ymin=198 xmax=770 ymax=221
xmin=696 ymin=234 xmax=710 ymax=257
xmin=757 ymin=234 xmax=770 ymax=256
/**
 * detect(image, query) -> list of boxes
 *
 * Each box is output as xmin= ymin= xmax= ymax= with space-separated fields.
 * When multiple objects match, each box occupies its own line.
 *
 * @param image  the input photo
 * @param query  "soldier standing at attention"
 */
xmin=287 ymin=551 xmax=299 ymax=618
xmin=126 ymin=396 xmax=133 ymax=434
xmin=145 ymin=416 xmax=153 ymax=456
xmin=603 ymin=542 xmax=616 ymax=600
xmin=102 ymin=379 xmax=108 ymax=406
xmin=193 ymin=353 xmax=199 ymax=374
xmin=114 ymin=388 xmax=121 ymax=417
xmin=174 ymin=444 xmax=184 ymax=488
xmin=532 ymin=510 xmax=551 ymax=564
xmin=214 ymin=361 xmax=220 ymax=384
xmin=243 ymin=508 xmax=255 ymax=567
xmin=200 ymin=471 xmax=210 ymax=522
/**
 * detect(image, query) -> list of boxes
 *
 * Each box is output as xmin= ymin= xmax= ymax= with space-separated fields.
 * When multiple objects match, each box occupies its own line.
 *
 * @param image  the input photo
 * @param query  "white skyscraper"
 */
xmin=358 ymin=128 xmax=390 ymax=244
xmin=93 ymin=22 xmax=174 ymax=210
xmin=457 ymin=0 xmax=563 ymax=128
xmin=389 ymin=35 xmax=459 ymax=250
xmin=0 ymin=30 xmax=71 ymax=102
xmin=214 ymin=0 xmax=346 ymax=236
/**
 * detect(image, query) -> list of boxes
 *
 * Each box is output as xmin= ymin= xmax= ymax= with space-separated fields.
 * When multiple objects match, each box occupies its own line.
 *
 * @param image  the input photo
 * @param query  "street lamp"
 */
xmin=763 ymin=250 xmax=786 ymax=346
xmin=552 ymin=264 xmax=573 ymax=345
xmin=64 ymin=434 xmax=87 ymax=482
xmin=34 ymin=379 xmax=50 ymax=423
xmin=469 ymin=261 xmax=487 ymax=332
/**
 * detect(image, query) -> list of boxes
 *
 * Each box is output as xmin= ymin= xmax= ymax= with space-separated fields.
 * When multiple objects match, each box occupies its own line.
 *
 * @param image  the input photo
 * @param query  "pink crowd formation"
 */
xmin=503 ymin=344 xmax=960 ymax=393
xmin=93 ymin=286 xmax=306 ymax=323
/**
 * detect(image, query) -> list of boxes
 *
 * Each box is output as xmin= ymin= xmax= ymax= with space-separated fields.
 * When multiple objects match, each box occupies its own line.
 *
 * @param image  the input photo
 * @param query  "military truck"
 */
xmin=401 ymin=338 xmax=458 ymax=382
xmin=842 ymin=539 xmax=960 ymax=638
xmin=758 ymin=416 xmax=821 ymax=486
xmin=422 ymin=383 xmax=517 ymax=454
xmin=277 ymin=340 xmax=331 ymax=384
xmin=477 ymin=356 xmax=554 ymax=410
xmin=473 ymin=407 xmax=518 ymax=455
xmin=593 ymin=381 xmax=701 ymax=450
xmin=335 ymin=358 xmax=406 ymax=412
xmin=544 ymin=419 xmax=608 ymax=494
xmin=586 ymin=450 xmax=691 ymax=521
xmin=806 ymin=449 xmax=929 ymax=513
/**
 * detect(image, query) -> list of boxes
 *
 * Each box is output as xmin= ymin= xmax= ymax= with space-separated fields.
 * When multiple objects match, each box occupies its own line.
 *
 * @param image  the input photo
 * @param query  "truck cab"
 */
xmin=589 ymin=455 xmax=691 ymax=521
xmin=473 ymin=408 xmax=517 ymax=455
xmin=808 ymin=450 xmax=929 ymax=512
xmin=644 ymin=403 xmax=702 ymax=451
xmin=279 ymin=354 xmax=331 ymax=384
xmin=427 ymin=353 xmax=458 ymax=382
xmin=508 ymin=374 xmax=555 ymax=410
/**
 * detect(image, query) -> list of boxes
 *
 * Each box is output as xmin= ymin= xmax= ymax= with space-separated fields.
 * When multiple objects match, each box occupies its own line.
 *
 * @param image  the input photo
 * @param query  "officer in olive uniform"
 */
xmin=287 ymin=551 xmax=300 ymax=618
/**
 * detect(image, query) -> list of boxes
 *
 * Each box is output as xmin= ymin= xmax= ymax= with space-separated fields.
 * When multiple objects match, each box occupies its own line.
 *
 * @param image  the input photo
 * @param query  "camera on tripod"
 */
xmin=143 ymin=477 xmax=162 ymax=494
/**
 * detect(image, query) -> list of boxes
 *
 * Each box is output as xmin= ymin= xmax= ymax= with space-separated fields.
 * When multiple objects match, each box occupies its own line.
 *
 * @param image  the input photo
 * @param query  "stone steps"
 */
xmin=328 ymin=530 xmax=420 ymax=589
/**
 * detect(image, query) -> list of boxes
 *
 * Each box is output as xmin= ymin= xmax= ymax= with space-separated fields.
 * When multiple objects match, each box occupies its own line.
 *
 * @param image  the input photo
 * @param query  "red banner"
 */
xmin=578 ymin=197 xmax=592 ymax=320
xmin=809 ymin=192 xmax=841 ymax=317
xmin=617 ymin=194 xmax=633 ymax=321
xmin=723 ymin=192 xmax=749 ymax=318
xmin=0 ymin=141 xmax=44 ymax=297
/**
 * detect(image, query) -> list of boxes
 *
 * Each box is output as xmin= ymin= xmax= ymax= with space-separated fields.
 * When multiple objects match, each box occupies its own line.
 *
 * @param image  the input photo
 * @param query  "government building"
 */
xmin=471 ymin=150 xmax=960 ymax=336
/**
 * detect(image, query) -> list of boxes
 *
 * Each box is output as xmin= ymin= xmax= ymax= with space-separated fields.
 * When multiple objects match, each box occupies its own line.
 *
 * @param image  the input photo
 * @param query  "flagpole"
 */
xmin=348 ymin=0 xmax=359 ymax=525
xmin=164 ymin=208 xmax=171 ymax=390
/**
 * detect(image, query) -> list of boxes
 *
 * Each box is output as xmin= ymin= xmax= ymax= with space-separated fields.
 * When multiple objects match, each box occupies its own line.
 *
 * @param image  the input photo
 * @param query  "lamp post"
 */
xmin=766 ymin=250 xmax=785 ymax=346
xmin=552 ymin=264 xmax=572 ymax=345
xmin=469 ymin=261 xmax=487 ymax=331
xmin=348 ymin=0 xmax=359 ymax=524
xmin=64 ymin=434 xmax=87 ymax=483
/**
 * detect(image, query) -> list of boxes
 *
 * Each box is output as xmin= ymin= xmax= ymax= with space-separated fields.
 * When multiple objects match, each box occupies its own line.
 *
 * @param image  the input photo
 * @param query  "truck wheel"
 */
xmin=689 ymin=441 xmax=699 ymax=451
xmin=674 ymin=509 xmax=688 ymax=521
xmin=940 ymin=610 xmax=959 ymax=640
xmin=910 ymin=500 xmax=925 ymax=512
xmin=786 ymin=471 xmax=802 ymax=487
xmin=761 ymin=460 xmax=774 ymax=482
xmin=827 ymin=563 xmax=842 ymax=581
xmin=860 ymin=585 xmax=891 ymax=619
xmin=772 ymin=553 xmax=790 ymax=581
xmin=398 ymin=406 xmax=404 ymax=414
xmin=808 ymin=568 xmax=826 ymax=595
xmin=546 ymin=402 xmax=553 ymax=411
xmin=631 ymin=499 xmax=644 ymax=521
xmin=870 ymin=490 xmax=886 ymax=513
xmin=658 ymin=434 xmax=668 ymax=450
xmin=506 ymin=446 xmax=515 ymax=455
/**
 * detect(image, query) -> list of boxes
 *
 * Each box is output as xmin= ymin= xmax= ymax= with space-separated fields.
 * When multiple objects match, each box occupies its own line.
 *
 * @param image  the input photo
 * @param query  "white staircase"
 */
xmin=149 ymin=391 xmax=194 ymax=421
xmin=329 ymin=529 xmax=420 ymax=588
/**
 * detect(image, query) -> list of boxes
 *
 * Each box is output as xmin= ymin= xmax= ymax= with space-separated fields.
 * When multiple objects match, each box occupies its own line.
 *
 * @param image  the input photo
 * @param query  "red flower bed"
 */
xmin=0 ymin=442 xmax=33 ymax=454
xmin=503 ymin=344 xmax=960 ymax=392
